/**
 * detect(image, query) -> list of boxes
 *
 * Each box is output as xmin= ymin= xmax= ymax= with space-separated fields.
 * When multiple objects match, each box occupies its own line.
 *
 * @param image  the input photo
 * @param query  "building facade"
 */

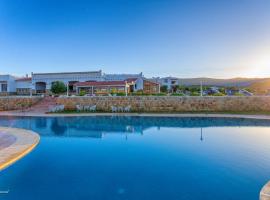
xmin=151 ymin=77 xmax=180 ymax=91
xmin=0 ymin=75 xmax=17 ymax=95
xmin=32 ymin=70 xmax=103 ymax=94
xmin=16 ymin=77 xmax=32 ymax=95
xmin=0 ymin=70 xmax=160 ymax=95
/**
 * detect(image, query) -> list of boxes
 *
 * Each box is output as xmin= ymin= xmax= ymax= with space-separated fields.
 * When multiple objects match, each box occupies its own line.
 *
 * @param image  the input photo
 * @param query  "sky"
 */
xmin=0 ymin=0 xmax=270 ymax=78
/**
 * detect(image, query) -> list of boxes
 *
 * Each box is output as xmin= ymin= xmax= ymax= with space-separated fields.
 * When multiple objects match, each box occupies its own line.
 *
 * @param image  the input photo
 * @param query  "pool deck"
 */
xmin=2 ymin=110 xmax=270 ymax=120
xmin=0 ymin=127 xmax=40 ymax=171
xmin=261 ymin=181 xmax=270 ymax=200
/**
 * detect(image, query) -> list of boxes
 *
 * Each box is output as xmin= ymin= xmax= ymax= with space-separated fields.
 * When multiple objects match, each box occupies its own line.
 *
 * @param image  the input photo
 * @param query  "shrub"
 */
xmin=152 ymin=93 xmax=167 ymax=96
xmin=212 ymin=93 xmax=225 ymax=96
xmin=190 ymin=92 xmax=200 ymax=96
xmin=234 ymin=92 xmax=244 ymax=96
xmin=160 ymin=85 xmax=168 ymax=93
xmin=79 ymin=90 xmax=86 ymax=96
xmin=51 ymin=81 xmax=67 ymax=94
xmin=170 ymin=93 xmax=184 ymax=96
xmin=116 ymin=92 xmax=126 ymax=96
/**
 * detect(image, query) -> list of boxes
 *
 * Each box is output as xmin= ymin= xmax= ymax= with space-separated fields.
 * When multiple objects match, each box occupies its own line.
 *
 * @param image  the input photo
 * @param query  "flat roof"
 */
xmin=75 ymin=80 xmax=133 ymax=87
xmin=16 ymin=77 xmax=32 ymax=81
xmin=32 ymin=70 xmax=102 ymax=76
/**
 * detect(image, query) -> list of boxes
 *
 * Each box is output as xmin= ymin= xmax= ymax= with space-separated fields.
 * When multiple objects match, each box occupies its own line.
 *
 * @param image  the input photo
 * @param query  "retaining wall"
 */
xmin=56 ymin=96 xmax=270 ymax=112
xmin=0 ymin=97 xmax=42 ymax=111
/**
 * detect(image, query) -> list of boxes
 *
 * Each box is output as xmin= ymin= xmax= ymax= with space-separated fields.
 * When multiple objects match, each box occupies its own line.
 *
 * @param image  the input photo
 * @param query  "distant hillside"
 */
xmin=179 ymin=78 xmax=270 ymax=87
xmin=249 ymin=79 xmax=270 ymax=95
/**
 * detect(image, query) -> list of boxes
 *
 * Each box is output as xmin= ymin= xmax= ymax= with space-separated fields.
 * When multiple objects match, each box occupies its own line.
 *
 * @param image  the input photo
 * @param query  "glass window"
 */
xmin=1 ymin=84 xmax=7 ymax=92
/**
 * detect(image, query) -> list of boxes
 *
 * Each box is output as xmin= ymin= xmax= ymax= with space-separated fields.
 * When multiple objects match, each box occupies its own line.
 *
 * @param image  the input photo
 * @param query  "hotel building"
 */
xmin=0 ymin=70 xmax=160 ymax=95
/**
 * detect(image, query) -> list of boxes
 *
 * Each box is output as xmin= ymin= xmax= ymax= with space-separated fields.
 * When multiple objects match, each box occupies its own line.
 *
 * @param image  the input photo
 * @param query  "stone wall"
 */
xmin=56 ymin=96 xmax=270 ymax=112
xmin=0 ymin=97 xmax=42 ymax=111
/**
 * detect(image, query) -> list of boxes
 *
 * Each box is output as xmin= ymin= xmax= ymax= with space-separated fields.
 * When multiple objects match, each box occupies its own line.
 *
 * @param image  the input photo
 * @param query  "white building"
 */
xmin=104 ymin=72 xmax=143 ymax=81
xmin=0 ymin=70 xmax=151 ymax=95
xmin=0 ymin=75 xmax=17 ymax=94
xmin=151 ymin=76 xmax=180 ymax=91
xmin=15 ymin=77 xmax=32 ymax=95
xmin=104 ymin=72 xmax=144 ymax=91
xmin=32 ymin=70 xmax=103 ymax=93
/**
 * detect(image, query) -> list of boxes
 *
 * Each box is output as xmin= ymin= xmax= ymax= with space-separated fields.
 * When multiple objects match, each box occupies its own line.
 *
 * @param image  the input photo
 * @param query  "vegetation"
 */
xmin=160 ymin=85 xmax=168 ymax=93
xmin=115 ymin=92 xmax=126 ymax=96
xmin=51 ymin=81 xmax=67 ymax=94
xmin=170 ymin=93 xmax=184 ymax=96
xmin=211 ymin=92 xmax=225 ymax=96
xmin=79 ymin=90 xmax=86 ymax=96
xmin=234 ymin=92 xmax=244 ymax=96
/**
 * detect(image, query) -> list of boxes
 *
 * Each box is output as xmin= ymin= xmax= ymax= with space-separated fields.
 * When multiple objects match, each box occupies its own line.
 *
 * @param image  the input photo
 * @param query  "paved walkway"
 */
xmin=26 ymin=96 xmax=57 ymax=113
xmin=261 ymin=181 xmax=270 ymax=200
xmin=0 ymin=127 xmax=40 ymax=171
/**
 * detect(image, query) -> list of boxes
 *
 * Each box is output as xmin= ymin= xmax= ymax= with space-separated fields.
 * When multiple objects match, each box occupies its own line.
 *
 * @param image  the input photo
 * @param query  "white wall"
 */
xmin=0 ymin=75 xmax=16 ymax=92
xmin=16 ymin=80 xmax=32 ymax=89
xmin=104 ymin=73 xmax=143 ymax=81
xmin=134 ymin=77 xmax=144 ymax=91
xmin=32 ymin=71 xmax=103 ymax=91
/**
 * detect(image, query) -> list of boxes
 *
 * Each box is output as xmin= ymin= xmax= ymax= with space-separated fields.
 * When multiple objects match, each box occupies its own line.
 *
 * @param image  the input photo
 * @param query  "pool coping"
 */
xmin=2 ymin=111 xmax=270 ymax=120
xmin=260 ymin=181 xmax=270 ymax=200
xmin=0 ymin=127 xmax=40 ymax=171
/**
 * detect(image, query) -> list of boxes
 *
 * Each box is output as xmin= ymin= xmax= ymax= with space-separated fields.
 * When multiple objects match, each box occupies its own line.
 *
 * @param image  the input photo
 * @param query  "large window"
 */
xmin=1 ymin=84 xmax=7 ymax=92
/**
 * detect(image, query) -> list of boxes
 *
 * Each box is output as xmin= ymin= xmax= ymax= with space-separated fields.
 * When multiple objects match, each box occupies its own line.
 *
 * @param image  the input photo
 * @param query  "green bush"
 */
xmin=190 ymin=92 xmax=200 ymax=96
xmin=212 ymin=93 xmax=225 ymax=96
xmin=160 ymin=85 xmax=168 ymax=93
xmin=234 ymin=92 xmax=244 ymax=96
xmin=152 ymin=93 xmax=167 ymax=96
xmin=116 ymin=92 xmax=126 ymax=96
xmin=79 ymin=90 xmax=86 ymax=96
xmin=170 ymin=93 xmax=184 ymax=96
xmin=51 ymin=81 xmax=67 ymax=94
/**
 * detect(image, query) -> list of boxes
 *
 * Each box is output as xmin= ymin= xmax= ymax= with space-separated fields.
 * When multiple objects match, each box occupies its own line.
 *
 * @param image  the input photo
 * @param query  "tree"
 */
xmin=172 ymin=85 xmax=181 ymax=93
xmin=51 ymin=81 xmax=67 ymax=94
xmin=160 ymin=85 xmax=168 ymax=93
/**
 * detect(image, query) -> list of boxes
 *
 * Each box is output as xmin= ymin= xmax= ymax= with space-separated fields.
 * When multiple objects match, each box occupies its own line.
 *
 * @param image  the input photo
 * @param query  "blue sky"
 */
xmin=0 ymin=0 xmax=270 ymax=78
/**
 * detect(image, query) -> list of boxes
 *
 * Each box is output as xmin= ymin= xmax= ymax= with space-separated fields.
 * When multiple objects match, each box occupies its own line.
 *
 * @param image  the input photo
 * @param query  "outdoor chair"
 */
xmin=50 ymin=105 xmax=65 ymax=113
xmin=117 ymin=106 xmax=124 ymax=112
xmin=124 ymin=106 xmax=131 ymax=112
xmin=89 ymin=105 xmax=97 ymax=112
xmin=76 ymin=105 xmax=83 ymax=112
xmin=83 ymin=105 xmax=90 ymax=111
xmin=111 ymin=106 xmax=117 ymax=112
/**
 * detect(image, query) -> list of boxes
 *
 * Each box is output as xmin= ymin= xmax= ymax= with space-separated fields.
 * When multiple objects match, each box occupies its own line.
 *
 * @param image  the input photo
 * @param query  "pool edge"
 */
xmin=0 ymin=127 xmax=40 ymax=171
xmin=2 ymin=112 xmax=270 ymax=120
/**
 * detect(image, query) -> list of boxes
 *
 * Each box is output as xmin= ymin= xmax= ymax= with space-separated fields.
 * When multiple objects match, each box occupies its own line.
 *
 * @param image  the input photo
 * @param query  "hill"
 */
xmin=249 ymin=79 xmax=270 ymax=95
xmin=179 ymin=77 xmax=270 ymax=87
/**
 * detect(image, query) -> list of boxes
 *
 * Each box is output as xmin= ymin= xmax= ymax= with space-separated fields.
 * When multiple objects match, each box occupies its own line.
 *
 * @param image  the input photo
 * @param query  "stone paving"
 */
xmin=0 ymin=127 xmax=40 ymax=171
xmin=260 ymin=181 xmax=270 ymax=200
xmin=0 ymin=134 xmax=16 ymax=151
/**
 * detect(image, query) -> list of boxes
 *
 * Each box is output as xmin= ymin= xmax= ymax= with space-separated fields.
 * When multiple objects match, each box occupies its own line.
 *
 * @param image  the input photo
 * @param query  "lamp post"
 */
xmin=125 ymin=81 xmax=128 ymax=96
xmin=66 ymin=83 xmax=69 ymax=97
xmin=200 ymin=81 xmax=203 ymax=97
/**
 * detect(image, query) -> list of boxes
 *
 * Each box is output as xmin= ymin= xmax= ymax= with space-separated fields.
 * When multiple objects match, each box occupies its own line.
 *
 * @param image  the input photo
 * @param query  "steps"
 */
xmin=27 ymin=96 xmax=57 ymax=113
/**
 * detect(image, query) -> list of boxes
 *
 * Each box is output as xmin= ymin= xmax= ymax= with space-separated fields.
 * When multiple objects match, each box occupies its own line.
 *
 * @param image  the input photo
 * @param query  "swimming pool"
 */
xmin=0 ymin=116 xmax=270 ymax=200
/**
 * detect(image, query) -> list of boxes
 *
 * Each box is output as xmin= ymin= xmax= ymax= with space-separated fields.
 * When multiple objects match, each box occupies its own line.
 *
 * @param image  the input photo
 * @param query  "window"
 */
xmin=1 ymin=84 xmax=7 ymax=92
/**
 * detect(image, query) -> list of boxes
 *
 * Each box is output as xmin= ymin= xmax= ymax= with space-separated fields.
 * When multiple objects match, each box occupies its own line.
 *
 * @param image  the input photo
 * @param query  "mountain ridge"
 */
xmin=177 ymin=77 xmax=270 ymax=87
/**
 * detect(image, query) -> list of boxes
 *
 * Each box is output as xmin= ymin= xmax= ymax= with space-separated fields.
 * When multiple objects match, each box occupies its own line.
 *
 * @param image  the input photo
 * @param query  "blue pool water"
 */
xmin=0 ymin=116 xmax=270 ymax=200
